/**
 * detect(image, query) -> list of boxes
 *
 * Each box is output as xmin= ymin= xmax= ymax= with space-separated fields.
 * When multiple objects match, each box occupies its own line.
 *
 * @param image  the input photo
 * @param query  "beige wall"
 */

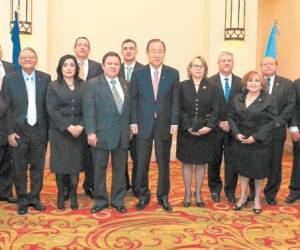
xmin=257 ymin=0 xmax=300 ymax=80
xmin=1 ymin=0 xmax=259 ymax=80
xmin=0 ymin=0 xmax=48 ymax=71
xmin=47 ymin=0 xmax=207 ymax=79
xmin=205 ymin=0 xmax=259 ymax=77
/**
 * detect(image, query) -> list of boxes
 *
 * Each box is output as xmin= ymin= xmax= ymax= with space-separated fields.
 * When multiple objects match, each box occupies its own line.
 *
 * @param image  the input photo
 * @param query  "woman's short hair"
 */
xmin=242 ymin=70 xmax=266 ymax=90
xmin=56 ymin=54 xmax=80 ymax=82
xmin=187 ymin=56 xmax=208 ymax=79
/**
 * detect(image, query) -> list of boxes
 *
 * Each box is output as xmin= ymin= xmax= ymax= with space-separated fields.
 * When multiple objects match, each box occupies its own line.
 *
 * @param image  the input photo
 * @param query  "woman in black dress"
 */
xmin=46 ymin=54 xmax=85 ymax=210
xmin=229 ymin=70 xmax=277 ymax=214
xmin=177 ymin=56 xmax=218 ymax=207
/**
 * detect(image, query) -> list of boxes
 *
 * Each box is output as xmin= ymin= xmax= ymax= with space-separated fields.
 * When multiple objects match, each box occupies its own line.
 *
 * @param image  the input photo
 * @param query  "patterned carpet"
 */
xmin=0 ymin=153 xmax=300 ymax=250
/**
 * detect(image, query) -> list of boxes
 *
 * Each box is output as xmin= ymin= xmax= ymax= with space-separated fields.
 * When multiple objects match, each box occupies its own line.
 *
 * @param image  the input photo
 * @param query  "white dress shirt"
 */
xmin=22 ymin=70 xmax=37 ymax=125
xmin=265 ymin=75 xmax=275 ymax=95
xmin=219 ymin=73 xmax=232 ymax=94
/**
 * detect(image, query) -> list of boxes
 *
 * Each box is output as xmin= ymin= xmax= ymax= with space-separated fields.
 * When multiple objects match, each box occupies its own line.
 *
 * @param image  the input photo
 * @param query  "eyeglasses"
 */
xmin=191 ymin=64 xmax=204 ymax=69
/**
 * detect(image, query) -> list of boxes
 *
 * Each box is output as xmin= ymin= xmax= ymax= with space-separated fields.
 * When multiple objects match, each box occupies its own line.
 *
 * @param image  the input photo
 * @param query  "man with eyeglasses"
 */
xmin=2 ymin=47 xmax=51 ymax=215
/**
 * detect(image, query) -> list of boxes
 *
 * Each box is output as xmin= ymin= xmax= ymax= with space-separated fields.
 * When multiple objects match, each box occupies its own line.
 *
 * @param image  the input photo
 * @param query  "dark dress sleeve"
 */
xmin=46 ymin=82 xmax=71 ymax=132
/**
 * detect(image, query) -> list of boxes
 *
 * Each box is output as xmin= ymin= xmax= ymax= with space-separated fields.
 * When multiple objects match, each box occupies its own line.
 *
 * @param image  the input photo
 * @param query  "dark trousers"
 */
xmin=56 ymin=173 xmax=79 ymax=205
xmin=91 ymin=146 xmax=127 ymax=207
xmin=0 ymin=144 xmax=14 ymax=198
xmin=208 ymin=128 xmax=238 ymax=196
xmin=264 ymin=126 xmax=286 ymax=199
xmin=288 ymin=141 xmax=300 ymax=192
xmin=136 ymin=121 xmax=172 ymax=201
xmin=125 ymin=135 xmax=137 ymax=190
xmin=83 ymin=145 xmax=94 ymax=191
xmin=10 ymin=124 xmax=47 ymax=207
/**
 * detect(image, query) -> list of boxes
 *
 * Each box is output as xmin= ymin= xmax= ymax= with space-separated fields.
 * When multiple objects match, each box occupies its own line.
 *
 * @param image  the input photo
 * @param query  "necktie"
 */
xmin=110 ymin=80 xmax=123 ymax=113
xmin=79 ymin=62 xmax=85 ymax=80
xmin=153 ymin=70 xmax=159 ymax=100
xmin=224 ymin=78 xmax=230 ymax=102
xmin=126 ymin=66 xmax=132 ymax=81
xmin=266 ymin=77 xmax=271 ymax=94
xmin=26 ymin=77 xmax=37 ymax=126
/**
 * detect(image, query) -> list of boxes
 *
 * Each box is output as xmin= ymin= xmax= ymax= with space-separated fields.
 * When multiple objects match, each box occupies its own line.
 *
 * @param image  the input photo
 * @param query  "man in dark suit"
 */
xmin=2 ymin=47 xmax=51 ymax=215
xmin=261 ymin=56 xmax=295 ymax=205
xmin=119 ymin=39 xmax=144 ymax=193
xmin=0 ymin=43 xmax=17 ymax=203
xmin=286 ymin=78 xmax=300 ymax=204
xmin=72 ymin=36 xmax=103 ymax=199
xmin=83 ymin=51 xmax=131 ymax=214
xmin=207 ymin=51 xmax=242 ymax=203
xmin=130 ymin=39 xmax=180 ymax=212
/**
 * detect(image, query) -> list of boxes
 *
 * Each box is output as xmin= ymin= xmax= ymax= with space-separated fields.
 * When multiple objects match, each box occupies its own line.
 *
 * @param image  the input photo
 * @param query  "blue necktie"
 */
xmin=224 ymin=78 xmax=230 ymax=102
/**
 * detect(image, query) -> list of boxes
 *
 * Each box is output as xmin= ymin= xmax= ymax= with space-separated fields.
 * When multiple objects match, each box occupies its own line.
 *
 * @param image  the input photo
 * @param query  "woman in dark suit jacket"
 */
xmin=177 ymin=56 xmax=218 ymax=207
xmin=46 ymin=54 xmax=85 ymax=210
xmin=229 ymin=70 xmax=277 ymax=214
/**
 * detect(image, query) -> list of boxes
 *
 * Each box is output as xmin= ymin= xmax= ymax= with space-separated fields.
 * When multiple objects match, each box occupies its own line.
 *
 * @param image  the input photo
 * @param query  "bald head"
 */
xmin=261 ymin=57 xmax=277 ymax=77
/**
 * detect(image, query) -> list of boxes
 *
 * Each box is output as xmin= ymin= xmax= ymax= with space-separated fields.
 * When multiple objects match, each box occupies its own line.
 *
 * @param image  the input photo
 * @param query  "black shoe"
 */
xmin=285 ymin=192 xmax=300 ymax=204
xmin=158 ymin=198 xmax=172 ymax=212
xmin=17 ymin=205 xmax=28 ymax=215
xmin=233 ymin=200 xmax=248 ymax=211
xmin=0 ymin=196 xmax=17 ymax=203
xmin=63 ymin=189 xmax=70 ymax=201
xmin=30 ymin=202 xmax=46 ymax=211
xmin=84 ymin=188 xmax=94 ymax=199
xmin=111 ymin=204 xmax=127 ymax=213
xmin=183 ymin=193 xmax=191 ymax=207
xmin=57 ymin=203 xmax=65 ymax=210
xmin=91 ymin=204 xmax=109 ymax=214
xmin=211 ymin=192 xmax=221 ymax=202
xmin=226 ymin=193 xmax=237 ymax=204
xmin=194 ymin=192 xmax=205 ymax=207
xmin=71 ymin=204 xmax=79 ymax=210
xmin=253 ymin=208 xmax=262 ymax=215
xmin=136 ymin=199 xmax=149 ymax=210
xmin=266 ymin=198 xmax=277 ymax=205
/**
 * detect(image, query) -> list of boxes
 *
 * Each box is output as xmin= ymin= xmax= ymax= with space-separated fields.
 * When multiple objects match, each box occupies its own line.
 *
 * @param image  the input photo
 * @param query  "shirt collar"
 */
xmin=264 ymin=75 xmax=275 ymax=83
xmin=22 ymin=69 xmax=36 ymax=81
xmin=105 ymin=75 xmax=119 ymax=84
xmin=150 ymin=64 xmax=162 ymax=76
xmin=219 ymin=73 xmax=232 ymax=82
xmin=77 ymin=58 xmax=88 ymax=65
xmin=124 ymin=61 xmax=136 ymax=69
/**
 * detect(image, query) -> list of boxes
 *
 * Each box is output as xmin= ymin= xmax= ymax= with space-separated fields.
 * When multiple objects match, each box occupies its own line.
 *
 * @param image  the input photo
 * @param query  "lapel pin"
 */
xmin=276 ymin=82 xmax=279 ymax=86
xmin=203 ymin=86 xmax=206 ymax=89
xmin=258 ymin=98 xmax=262 ymax=102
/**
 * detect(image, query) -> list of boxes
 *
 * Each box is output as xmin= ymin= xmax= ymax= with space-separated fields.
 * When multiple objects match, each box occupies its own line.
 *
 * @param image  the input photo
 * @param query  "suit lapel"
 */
xmin=271 ymin=75 xmax=280 ymax=96
xmin=17 ymin=72 xmax=29 ymax=105
xmin=145 ymin=65 xmax=156 ymax=101
xmin=100 ymin=76 xmax=116 ymax=106
xmin=156 ymin=65 xmax=167 ymax=101
xmin=119 ymin=78 xmax=129 ymax=114
xmin=35 ymin=72 xmax=43 ymax=109
xmin=216 ymin=74 xmax=226 ymax=100
xmin=87 ymin=60 xmax=94 ymax=80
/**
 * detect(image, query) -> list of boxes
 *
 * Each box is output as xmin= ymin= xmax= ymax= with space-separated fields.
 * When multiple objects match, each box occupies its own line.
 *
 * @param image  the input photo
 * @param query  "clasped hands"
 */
xmin=237 ymin=134 xmax=255 ymax=144
xmin=67 ymin=125 xmax=84 ymax=138
xmin=188 ymin=127 xmax=212 ymax=136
